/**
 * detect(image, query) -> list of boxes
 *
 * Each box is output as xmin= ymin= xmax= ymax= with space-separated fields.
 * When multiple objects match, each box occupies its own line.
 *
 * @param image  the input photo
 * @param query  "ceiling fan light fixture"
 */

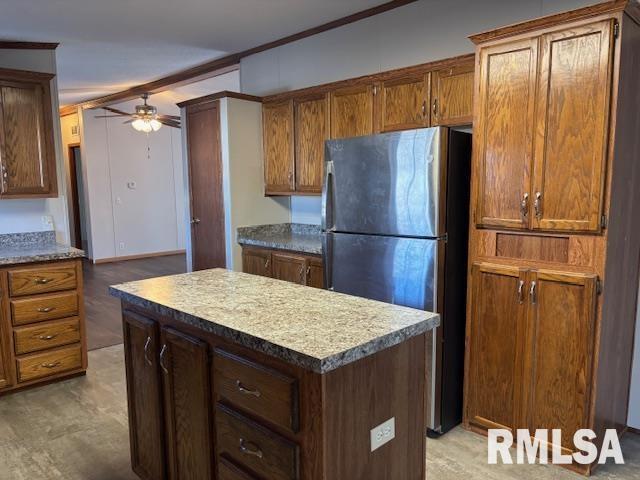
xmin=130 ymin=94 xmax=163 ymax=133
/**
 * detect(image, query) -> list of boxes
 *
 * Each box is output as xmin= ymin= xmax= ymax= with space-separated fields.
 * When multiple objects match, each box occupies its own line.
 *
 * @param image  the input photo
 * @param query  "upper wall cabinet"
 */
xmin=431 ymin=64 xmax=474 ymax=126
xmin=474 ymin=19 xmax=614 ymax=233
xmin=0 ymin=69 xmax=57 ymax=199
xmin=263 ymin=99 xmax=295 ymax=195
xmin=294 ymin=94 xmax=329 ymax=194
xmin=378 ymin=74 xmax=430 ymax=132
xmin=330 ymin=84 xmax=376 ymax=139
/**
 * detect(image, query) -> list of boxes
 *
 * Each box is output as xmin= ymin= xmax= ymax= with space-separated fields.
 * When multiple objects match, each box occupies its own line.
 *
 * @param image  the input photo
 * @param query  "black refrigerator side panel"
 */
xmin=440 ymin=130 xmax=472 ymax=433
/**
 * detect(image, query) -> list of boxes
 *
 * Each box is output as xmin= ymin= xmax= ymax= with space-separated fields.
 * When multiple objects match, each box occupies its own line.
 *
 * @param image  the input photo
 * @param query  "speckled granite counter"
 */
xmin=237 ymin=223 xmax=322 ymax=255
xmin=110 ymin=268 xmax=438 ymax=373
xmin=0 ymin=231 xmax=84 ymax=266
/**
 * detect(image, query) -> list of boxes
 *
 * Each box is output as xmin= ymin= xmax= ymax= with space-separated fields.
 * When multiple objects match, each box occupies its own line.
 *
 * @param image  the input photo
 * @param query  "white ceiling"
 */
xmin=1 ymin=0 xmax=390 ymax=105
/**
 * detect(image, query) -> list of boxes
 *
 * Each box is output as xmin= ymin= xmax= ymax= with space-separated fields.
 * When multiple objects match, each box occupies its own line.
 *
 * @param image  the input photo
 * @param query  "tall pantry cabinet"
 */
xmin=463 ymin=1 xmax=640 ymax=475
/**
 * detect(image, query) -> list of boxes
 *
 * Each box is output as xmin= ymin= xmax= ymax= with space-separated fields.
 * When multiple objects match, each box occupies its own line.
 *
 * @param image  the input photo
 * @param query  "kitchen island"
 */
xmin=110 ymin=268 xmax=438 ymax=480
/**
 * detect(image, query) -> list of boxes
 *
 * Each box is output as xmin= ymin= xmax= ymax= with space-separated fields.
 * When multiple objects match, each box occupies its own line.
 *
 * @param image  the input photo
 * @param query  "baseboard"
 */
xmin=628 ymin=426 xmax=640 ymax=435
xmin=93 ymin=249 xmax=186 ymax=264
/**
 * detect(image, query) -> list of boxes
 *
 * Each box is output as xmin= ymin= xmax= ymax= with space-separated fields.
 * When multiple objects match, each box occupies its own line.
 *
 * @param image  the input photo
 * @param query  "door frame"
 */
xmin=67 ymin=143 xmax=83 ymax=249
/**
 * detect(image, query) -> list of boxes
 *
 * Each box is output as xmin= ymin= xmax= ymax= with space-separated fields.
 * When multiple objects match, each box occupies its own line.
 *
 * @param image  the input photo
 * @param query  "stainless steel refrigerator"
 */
xmin=321 ymin=127 xmax=471 ymax=435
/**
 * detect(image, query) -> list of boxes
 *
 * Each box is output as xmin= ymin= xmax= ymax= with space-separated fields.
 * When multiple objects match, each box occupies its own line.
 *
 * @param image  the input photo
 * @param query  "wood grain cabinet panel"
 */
xmin=161 ymin=327 xmax=214 ymax=480
xmin=8 ymin=263 xmax=77 ymax=297
xmin=431 ymin=63 xmax=474 ymax=126
xmin=306 ymin=257 xmax=324 ymax=289
xmin=466 ymin=263 xmax=527 ymax=432
xmin=218 ymin=457 xmax=259 ymax=480
xmin=242 ymin=248 xmax=272 ymax=277
xmin=532 ymin=20 xmax=614 ymax=232
xmin=294 ymin=95 xmax=328 ymax=193
xmin=525 ymin=270 xmax=596 ymax=453
xmin=13 ymin=316 xmax=81 ymax=355
xmin=329 ymin=85 xmax=375 ymax=139
xmin=0 ymin=73 xmax=57 ymax=198
xmin=122 ymin=311 xmax=166 ymax=480
xmin=263 ymin=100 xmax=295 ymax=194
xmin=271 ymin=253 xmax=307 ymax=285
xmin=378 ymin=74 xmax=430 ymax=132
xmin=474 ymin=38 xmax=538 ymax=230
xmin=11 ymin=291 xmax=78 ymax=325
xmin=16 ymin=343 xmax=82 ymax=383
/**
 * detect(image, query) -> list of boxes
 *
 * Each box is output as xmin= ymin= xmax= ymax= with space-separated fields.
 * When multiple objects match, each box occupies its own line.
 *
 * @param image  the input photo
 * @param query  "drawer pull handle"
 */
xmin=144 ymin=336 xmax=153 ymax=366
xmin=38 ymin=334 xmax=57 ymax=341
xmin=34 ymin=278 xmax=53 ymax=285
xmin=41 ymin=361 xmax=61 ymax=369
xmin=159 ymin=345 xmax=169 ymax=374
xmin=37 ymin=307 xmax=55 ymax=313
xmin=236 ymin=380 xmax=261 ymax=397
xmin=239 ymin=438 xmax=263 ymax=459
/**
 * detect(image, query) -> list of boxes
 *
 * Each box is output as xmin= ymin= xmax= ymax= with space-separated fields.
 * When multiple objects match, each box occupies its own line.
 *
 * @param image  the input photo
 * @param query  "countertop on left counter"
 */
xmin=0 ymin=231 xmax=85 ymax=265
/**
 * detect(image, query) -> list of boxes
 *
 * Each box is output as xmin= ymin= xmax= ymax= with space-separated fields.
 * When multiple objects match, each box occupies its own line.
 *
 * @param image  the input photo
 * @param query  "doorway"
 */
xmin=68 ymin=144 xmax=87 ymax=250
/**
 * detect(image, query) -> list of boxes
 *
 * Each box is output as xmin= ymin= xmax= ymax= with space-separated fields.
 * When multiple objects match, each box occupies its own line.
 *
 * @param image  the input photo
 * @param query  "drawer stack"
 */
xmin=3 ymin=261 xmax=86 ymax=387
xmin=213 ymin=348 xmax=301 ymax=480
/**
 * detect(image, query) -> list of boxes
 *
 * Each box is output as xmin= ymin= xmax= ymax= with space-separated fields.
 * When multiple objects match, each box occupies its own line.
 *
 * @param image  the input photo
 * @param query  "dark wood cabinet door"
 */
xmin=329 ymin=85 xmax=375 ymax=139
xmin=306 ymin=257 xmax=324 ymax=289
xmin=431 ymin=63 xmax=474 ymax=126
xmin=161 ymin=327 xmax=213 ymax=480
xmin=263 ymin=100 xmax=295 ymax=194
xmin=185 ymin=101 xmax=226 ymax=271
xmin=525 ymin=270 xmax=596 ymax=453
xmin=466 ymin=263 xmax=527 ymax=433
xmin=242 ymin=248 xmax=272 ymax=277
xmin=532 ymin=20 xmax=613 ymax=232
xmin=474 ymin=38 xmax=538 ymax=229
xmin=294 ymin=94 xmax=328 ymax=194
xmin=271 ymin=253 xmax=306 ymax=285
xmin=378 ymin=74 xmax=429 ymax=132
xmin=0 ymin=75 xmax=57 ymax=198
xmin=122 ymin=310 xmax=166 ymax=480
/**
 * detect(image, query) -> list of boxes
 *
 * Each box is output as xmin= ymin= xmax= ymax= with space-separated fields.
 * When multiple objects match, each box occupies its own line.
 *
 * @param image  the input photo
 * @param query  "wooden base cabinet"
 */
xmin=465 ymin=4 xmax=640 ymax=475
xmin=0 ymin=259 xmax=88 ymax=396
xmin=121 ymin=302 xmax=428 ymax=480
xmin=242 ymin=246 xmax=324 ymax=289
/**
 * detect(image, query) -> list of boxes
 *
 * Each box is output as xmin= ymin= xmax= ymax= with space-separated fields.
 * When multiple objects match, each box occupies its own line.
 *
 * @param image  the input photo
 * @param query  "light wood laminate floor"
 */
xmin=1 ymin=344 xmax=639 ymax=480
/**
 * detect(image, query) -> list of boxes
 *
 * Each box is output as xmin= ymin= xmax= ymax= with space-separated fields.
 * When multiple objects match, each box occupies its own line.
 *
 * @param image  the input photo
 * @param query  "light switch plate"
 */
xmin=370 ymin=417 xmax=395 ymax=452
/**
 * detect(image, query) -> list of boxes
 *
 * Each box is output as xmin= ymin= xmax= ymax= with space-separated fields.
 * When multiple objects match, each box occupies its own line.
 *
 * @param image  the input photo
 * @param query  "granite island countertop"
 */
xmin=109 ymin=268 xmax=439 ymax=373
xmin=237 ymin=223 xmax=322 ymax=255
xmin=0 ymin=231 xmax=85 ymax=266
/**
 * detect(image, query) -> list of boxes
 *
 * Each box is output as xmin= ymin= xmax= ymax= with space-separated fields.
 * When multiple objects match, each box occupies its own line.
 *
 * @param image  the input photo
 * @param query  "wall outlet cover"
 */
xmin=41 ymin=215 xmax=54 ymax=229
xmin=119 ymin=242 xmax=125 ymax=250
xmin=370 ymin=417 xmax=395 ymax=452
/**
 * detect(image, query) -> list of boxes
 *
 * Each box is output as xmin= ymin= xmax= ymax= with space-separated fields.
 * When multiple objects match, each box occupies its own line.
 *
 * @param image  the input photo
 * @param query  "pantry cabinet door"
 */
xmin=466 ymin=263 xmax=528 ymax=433
xmin=330 ymin=84 xmax=375 ymax=139
xmin=378 ymin=74 xmax=430 ymax=132
xmin=263 ymin=100 xmax=295 ymax=194
xmin=525 ymin=270 xmax=597 ymax=453
xmin=123 ymin=311 xmax=166 ymax=480
xmin=473 ymin=38 xmax=538 ymax=230
xmin=295 ymin=94 xmax=329 ymax=193
xmin=532 ymin=20 xmax=614 ymax=232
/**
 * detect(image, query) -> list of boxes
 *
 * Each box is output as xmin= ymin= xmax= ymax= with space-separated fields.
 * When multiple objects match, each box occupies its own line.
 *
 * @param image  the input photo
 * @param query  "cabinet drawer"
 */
xmin=214 ymin=349 xmax=299 ymax=432
xmin=14 ymin=317 xmax=81 ymax=355
xmin=218 ymin=457 xmax=259 ymax=480
xmin=216 ymin=404 xmax=299 ymax=480
xmin=16 ymin=344 xmax=82 ymax=383
xmin=8 ymin=263 xmax=77 ymax=297
xmin=11 ymin=292 xmax=79 ymax=325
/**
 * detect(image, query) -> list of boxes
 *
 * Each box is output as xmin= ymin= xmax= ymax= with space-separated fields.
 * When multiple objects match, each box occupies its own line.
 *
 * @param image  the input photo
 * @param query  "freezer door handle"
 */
xmin=321 ymin=160 xmax=335 ymax=232
xmin=322 ymin=233 xmax=333 ymax=291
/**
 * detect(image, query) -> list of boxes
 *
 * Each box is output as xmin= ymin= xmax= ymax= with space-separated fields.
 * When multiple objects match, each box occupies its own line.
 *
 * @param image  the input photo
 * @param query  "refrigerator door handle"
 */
xmin=321 ymin=160 xmax=335 ymax=232
xmin=322 ymin=233 xmax=334 ymax=290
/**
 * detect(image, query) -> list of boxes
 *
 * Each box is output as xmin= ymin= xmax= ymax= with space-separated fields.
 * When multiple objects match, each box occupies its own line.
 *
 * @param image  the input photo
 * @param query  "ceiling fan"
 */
xmin=94 ymin=93 xmax=181 ymax=132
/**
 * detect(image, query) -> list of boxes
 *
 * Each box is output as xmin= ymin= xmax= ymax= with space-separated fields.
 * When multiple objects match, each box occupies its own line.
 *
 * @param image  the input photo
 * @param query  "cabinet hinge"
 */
xmin=614 ymin=21 xmax=620 ymax=39
xmin=596 ymin=279 xmax=602 ymax=295
xmin=600 ymin=214 xmax=607 ymax=229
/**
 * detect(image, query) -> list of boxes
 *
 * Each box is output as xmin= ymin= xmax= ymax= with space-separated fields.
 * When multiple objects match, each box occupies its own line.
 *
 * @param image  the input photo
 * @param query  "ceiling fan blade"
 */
xmin=103 ymin=106 xmax=134 ymax=116
xmin=94 ymin=114 xmax=129 ymax=118
xmin=122 ymin=119 xmax=134 ymax=124
xmin=160 ymin=119 xmax=181 ymax=129
xmin=157 ymin=114 xmax=181 ymax=120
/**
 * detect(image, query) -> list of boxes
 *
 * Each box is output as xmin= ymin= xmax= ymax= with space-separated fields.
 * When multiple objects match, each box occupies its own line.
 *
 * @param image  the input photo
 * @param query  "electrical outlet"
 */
xmin=127 ymin=181 xmax=137 ymax=190
xmin=41 ymin=215 xmax=54 ymax=230
xmin=370 ymin=417 xmax=395 ymax=452
xmin=119 ymin=242 xmax=125 ymax=250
